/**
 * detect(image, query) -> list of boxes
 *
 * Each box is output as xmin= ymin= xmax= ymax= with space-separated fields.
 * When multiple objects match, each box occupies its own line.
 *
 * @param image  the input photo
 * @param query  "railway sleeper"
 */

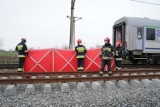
xmin=2 ymin=78 xmax=160 ymax=96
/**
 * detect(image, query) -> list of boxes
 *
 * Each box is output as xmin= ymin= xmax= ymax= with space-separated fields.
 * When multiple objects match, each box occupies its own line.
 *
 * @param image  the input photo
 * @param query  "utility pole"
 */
xmin=67 ymin=16 xmax=82 ymax=48
xmin=73 ymin=17 xmax=82 ymax=47
xmin=69 ymin=0 xmax=76 ymax=49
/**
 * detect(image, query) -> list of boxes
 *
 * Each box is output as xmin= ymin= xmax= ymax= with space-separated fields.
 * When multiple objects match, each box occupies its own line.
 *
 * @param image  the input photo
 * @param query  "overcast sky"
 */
xmin=0 ymin=0 xmax=160 ymax=50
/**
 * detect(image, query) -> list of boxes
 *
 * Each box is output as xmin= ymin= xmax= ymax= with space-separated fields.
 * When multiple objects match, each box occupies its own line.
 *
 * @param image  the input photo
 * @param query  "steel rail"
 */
xmin=0 ymin=74 xmax=160 ymax=84
xmin=0 ymin=69 xmax=160 ymax=76
xmin=0 ymin=64 xmax=18 ymax=68
xmin=0 ymin=63 xmax=160 ymax=69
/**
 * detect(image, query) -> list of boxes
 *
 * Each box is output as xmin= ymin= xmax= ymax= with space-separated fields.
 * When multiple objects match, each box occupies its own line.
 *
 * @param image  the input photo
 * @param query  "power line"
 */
xmin=130 ymin=0 xmax=160 ymax=5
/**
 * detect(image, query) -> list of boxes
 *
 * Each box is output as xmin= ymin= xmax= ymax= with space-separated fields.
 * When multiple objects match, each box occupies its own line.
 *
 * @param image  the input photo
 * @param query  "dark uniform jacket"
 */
xmin=115 ymin=46 xmax=123 ymax=60
xmin=100 ymin=43 xmax=114 ymax=60
xmin=75 ymin=44 xmax=87 ymax=58
xmin=15 ymin=42 xmax=28 ymax=58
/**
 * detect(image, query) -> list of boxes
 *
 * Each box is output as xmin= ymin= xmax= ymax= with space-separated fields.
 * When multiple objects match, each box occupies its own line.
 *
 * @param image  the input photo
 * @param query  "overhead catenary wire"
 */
xmin=130 ymin=0 xmax=160 ymax=5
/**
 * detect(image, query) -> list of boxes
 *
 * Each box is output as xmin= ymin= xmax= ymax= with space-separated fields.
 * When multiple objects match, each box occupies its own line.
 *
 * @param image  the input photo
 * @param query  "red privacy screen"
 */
xmin=24 ymin=48 xmax=115 ymax=72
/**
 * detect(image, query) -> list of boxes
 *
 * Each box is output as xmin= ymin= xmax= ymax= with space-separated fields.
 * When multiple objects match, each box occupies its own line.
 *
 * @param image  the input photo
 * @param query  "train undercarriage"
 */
xmin=125 ymin=51 xmax=160 ymax=65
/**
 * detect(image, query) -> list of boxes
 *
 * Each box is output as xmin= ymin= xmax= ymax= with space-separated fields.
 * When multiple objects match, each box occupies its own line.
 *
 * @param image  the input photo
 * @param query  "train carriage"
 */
xmin=113 ymin=16 xmax=160 ymax=64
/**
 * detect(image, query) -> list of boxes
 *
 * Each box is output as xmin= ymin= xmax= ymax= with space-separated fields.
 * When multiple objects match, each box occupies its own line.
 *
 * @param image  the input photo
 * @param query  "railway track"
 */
xmin=1 ymin=74 xmax=160 ymax=84
xmin=0 ymin=68 xmax=160 ymax=103
xmin=0 ymin=69 xmax=160 ymax=84
xmin=0 ymin=64 xmax=18 ymax=68
xmin=0 ymin=63 xmax=160 ymax=69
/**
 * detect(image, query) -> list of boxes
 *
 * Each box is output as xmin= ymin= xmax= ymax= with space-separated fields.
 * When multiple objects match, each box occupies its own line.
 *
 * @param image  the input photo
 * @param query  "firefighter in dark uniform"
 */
xmin=115 ymin=42 xmax=123 ymax=70
xmin=99 ymin=37 xmax=114 ymax=76
xmin=15 ymin=38 xmax=29 ymax=72
xmin=75 ymin=39 xmax=87 ymax=71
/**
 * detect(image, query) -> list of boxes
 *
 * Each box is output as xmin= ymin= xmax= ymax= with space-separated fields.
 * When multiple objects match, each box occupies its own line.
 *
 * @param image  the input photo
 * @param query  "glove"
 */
xmin=111 ymin=53 xmax=115 ymax=57
xmin=111 ymin=52 xmax=115 ymax=57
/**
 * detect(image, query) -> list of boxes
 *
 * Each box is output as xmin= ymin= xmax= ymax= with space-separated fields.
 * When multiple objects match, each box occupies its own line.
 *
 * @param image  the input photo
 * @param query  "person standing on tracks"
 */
xmin=75 ymin=39 xmax=87 ymax=71
xmin=99 ymin=37 xmax=114 ymax=76
xmin=115 ymin=41 xmax=123 ymax=70
xmin=15 ymin=38 xmax=29 ymax=72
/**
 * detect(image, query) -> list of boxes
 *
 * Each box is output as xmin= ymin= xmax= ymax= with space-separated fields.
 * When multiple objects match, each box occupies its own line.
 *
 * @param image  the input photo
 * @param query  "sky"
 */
xmin=0 ymin=0 xmax=160 ymax=50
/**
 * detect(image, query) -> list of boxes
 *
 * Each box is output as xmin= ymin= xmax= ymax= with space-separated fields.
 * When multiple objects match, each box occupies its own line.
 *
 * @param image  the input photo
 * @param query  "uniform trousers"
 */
xmin=18 ymin=58 xmax=25 ymax=72
xmin=100 ymin=59 xmax=111 ymax=72
xmin=77 ymin=58 xmax=84 ymax=70
xmin=115 ymin=60 xmax=122 ymax=68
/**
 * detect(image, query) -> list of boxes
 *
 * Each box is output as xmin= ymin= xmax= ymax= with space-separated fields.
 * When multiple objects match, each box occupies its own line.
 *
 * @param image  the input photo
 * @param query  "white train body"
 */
xmin=113 ymin=17 xmax=160 ymax=64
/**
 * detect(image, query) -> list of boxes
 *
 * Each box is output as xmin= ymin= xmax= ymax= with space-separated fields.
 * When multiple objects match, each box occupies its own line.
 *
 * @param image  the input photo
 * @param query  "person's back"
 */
xmin=16 ymin=41 xmax=28 ymax=58
xmin=75 ymin=39 xmax=87 ymax=71
xmin=15 ymin=38 xmax=28 ymax=72
xmin=75 ymin=44 xmax=87 ymax=58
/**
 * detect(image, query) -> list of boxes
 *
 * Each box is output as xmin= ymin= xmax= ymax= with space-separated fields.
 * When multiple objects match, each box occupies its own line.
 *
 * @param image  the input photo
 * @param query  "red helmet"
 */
xmin=77 ymin=39 xmax=82 ymax=44
xmin=116 ymin=42 xmax=122 ymax=47
xmin=104 ymin=37 xmax=110 ymax=43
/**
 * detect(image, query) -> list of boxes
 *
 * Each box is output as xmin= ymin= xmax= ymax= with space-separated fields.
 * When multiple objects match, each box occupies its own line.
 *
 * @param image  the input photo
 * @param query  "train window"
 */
xmin=137 ymin=27 xmax=142 ymax=39
xmin=146 ymin=28 xmax=155 ymax=40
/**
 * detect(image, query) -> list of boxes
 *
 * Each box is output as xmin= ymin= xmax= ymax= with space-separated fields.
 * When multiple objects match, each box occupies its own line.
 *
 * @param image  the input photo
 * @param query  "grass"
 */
xmin=0 ymin=51 xmax=18 ymax=64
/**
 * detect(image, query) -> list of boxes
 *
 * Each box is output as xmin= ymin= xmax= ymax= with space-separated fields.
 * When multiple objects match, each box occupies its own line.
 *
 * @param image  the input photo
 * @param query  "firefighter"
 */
xmin=115 ymin=41 xmax=123 ymax=70
xmin=99 ymin=37 xmax=114 ymax=76
xmin=15 ymin=38 xmax=29 ymax=72
xmin=75 ymin=39 xmax=87 ymax=71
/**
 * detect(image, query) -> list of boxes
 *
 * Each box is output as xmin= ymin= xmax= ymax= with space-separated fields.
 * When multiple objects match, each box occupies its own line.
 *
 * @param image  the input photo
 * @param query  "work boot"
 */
xmin=79 ymin=67 xmax=84 ymax=71
xmin=99 ymin=71 xmax=103 ymax=76
xmin=108 ymin=71 xmax=113 ymax=76
xmin=117 ymin=67 xmax=122 ymax=70
xmin=17 ymin=68 xmax=23 ymax=72
xmin=78 ymin=67 xmax=81 ymax=71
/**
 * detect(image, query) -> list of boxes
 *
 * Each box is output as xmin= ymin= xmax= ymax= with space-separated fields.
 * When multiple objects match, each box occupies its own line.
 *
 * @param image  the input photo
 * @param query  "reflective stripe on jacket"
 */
xmin=15 ymin=42 xmax=28 ymax=58
xmin=100 ymin=43 xmax=114 ymax=60
xmin=115 ymin=58 xmax=122 ymax=60
xmin=115 ymin=46 xmax=123 ymax=60
xmin=75 ymin=44 xmax=87 ymax=58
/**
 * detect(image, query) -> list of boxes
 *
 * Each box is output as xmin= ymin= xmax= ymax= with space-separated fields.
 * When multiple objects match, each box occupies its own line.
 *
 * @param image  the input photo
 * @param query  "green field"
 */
xmin=0 ymin=51 xmax=18 ymax=64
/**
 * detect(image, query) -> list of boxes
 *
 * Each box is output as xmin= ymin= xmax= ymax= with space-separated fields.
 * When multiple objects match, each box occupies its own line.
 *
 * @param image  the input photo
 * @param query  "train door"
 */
xmin=113 ymin=22 xmax=125 ymax=49
xmin=143 ymin=27 xmax=160 ymax=53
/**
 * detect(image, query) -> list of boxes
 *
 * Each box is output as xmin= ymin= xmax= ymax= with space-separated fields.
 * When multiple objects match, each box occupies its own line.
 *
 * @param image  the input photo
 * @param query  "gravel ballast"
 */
xmin=0 ymin=85 xmax=160 ymax=107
